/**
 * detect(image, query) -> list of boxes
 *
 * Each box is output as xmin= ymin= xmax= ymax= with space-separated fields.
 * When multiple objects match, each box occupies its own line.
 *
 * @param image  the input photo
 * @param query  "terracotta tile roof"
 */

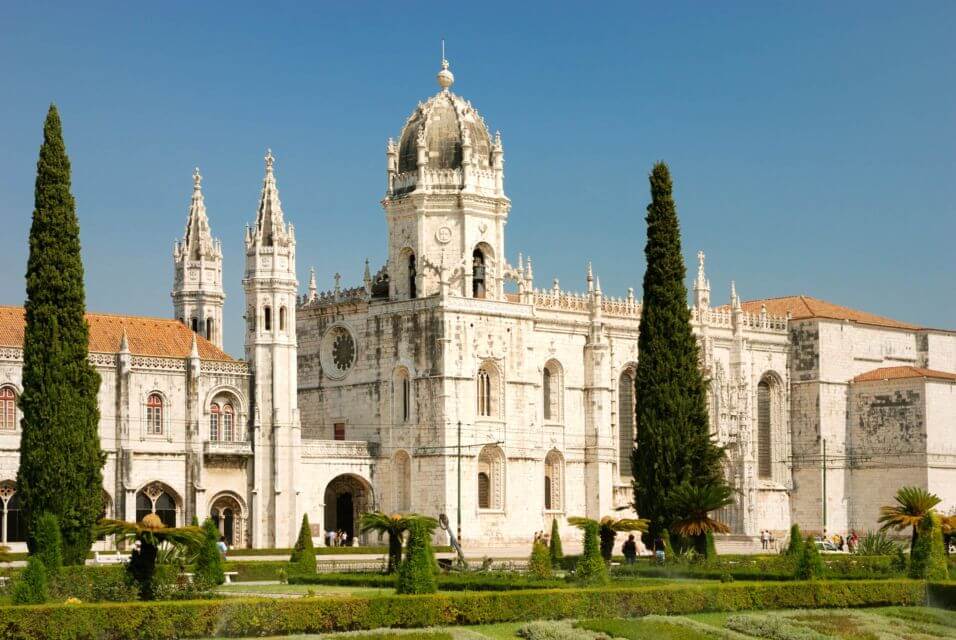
xmin=0 ymin=306 xmax=234 ymax=361
xmin=853 ymin=366 xmax=956 ymax=383
xmin=733 ymin=295 xmax=922 ymax=331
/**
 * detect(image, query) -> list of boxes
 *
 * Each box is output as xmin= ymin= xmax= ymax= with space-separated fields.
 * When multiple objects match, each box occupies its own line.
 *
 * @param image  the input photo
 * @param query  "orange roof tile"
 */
xmin=0 ymin=306 xmax=234 ymax=361
xmin=732 ymin=295 xmax=922 ymax=331
xmin=853 ymin=366 xmax=956 ymax=383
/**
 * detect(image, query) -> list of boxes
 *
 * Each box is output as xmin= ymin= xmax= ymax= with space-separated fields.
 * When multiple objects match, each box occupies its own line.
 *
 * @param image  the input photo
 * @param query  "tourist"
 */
xmin=623 ymin=534 xmax=637 ymax=565
xmin=325 ymin=528 xmax=335 ymax=547
xmin=653 ymin=535 xmax=665 ymax=564
xmin=768 ymin=530 xmax=776 ymax=551
xmin=340 ymin=530 xmax=349 ymax=547
xmin=761 ymin=529 xmax=769 ymax=550
xmin=217 ymin=535 xmax=228 ymax=559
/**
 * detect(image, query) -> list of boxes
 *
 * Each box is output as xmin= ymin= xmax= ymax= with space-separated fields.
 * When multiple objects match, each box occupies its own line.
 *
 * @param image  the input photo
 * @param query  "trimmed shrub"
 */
xmin=396 ymin=520 xmax=437 ymax=594
xmin=528 ymin=541 xmax=553 ymax=580
xmin=49 ymin=565 xmax=139 ymax=602
xmin=289 ymin=514 xmax=317 ymax=576
xmin=12 ymin=555 xmax=48 ymax=604
xmin=290 ymin=571 xmax=565 ymax=591
xmin=573 ymin=520 xmax=608 ymax=585
xmin=704 ymin=530 xmax=717 ymax=560
xmin=33 ymin=512 xmax=63 ymax=577
xmin=222 ymin=561 xmax=288 ymax=582
xmin=0 ymin=580 xmax=926 ymax=638
xmin=795 ymin=536 xmax=825 ymax=580
xmin=194 ymin=519 xmax=225 ymax=586
xmin=786 ymin=523 xmax=803 ymax=556
xmin=909 ymin=512 xmax=948 ymax=580
xmin=518 ymin=620 xmax=607 ymax=640
xmin=549 ymin=519 xmax=563 ymax=567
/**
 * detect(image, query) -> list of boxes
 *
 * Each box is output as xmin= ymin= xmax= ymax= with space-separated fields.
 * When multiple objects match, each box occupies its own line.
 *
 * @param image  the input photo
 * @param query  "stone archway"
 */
xmin=323 ymin=474 xmax=373 ymax=544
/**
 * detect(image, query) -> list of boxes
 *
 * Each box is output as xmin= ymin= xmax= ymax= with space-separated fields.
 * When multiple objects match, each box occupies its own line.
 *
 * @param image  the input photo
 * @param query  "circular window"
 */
xmin=321 ymin=325 xmax=357 ymax=379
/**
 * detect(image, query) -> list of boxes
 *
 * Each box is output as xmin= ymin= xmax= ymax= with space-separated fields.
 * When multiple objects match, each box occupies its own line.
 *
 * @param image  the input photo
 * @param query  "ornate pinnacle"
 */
xmin=265 ymin=148 xmax=275 ymax=173
xmin=193 ymin=167 xmax=202 ymax=191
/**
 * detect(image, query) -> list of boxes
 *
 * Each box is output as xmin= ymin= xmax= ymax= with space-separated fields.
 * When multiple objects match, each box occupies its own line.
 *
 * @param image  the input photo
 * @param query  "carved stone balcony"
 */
xmin=204 ymin=440 xmax=253 ymax=460
xmin=301 ymin=440 xmax=379 ymax=460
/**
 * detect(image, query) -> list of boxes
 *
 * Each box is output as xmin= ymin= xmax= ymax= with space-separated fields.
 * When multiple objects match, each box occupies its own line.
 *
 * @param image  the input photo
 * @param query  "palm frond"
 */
xmin=567 ymin=516 xmax=597 ymax=530
xmin=671 ymin=517 xmax=731 ymax=537
xmin=878 ymin=486 xmax=941 ymax=531
xmin=608 ymin=518 xmax=649 ymax=532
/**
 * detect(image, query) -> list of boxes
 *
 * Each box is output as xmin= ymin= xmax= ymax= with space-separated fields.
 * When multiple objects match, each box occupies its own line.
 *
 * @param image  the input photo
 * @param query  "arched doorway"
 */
xmin=323 ymin=474 xmax=373 ymax=544
xmin=210 ymin=493 xmax=246 ymax=548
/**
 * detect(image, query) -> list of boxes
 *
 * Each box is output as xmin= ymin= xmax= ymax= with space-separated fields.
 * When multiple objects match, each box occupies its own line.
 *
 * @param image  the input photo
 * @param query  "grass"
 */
xmin=578 ymin=618 xmax=715 ymax=639
xmin=461 ymin=623 xmax=525 ymax=639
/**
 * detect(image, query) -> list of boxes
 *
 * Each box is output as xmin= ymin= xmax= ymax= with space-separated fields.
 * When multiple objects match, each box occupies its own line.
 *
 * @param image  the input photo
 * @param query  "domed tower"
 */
xmin=383 ymin=58 xmax=510 ymax=301
xmin=172 ymin=168 xmax=224 ymax=348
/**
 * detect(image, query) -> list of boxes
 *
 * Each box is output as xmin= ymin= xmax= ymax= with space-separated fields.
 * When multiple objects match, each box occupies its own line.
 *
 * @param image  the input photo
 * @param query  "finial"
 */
xmin=595 ymin=276 xmax=602 ymax=295
xmin=697 ymin=250 xmax=705 ymax=275
xmin=265 ymin=148 xmax=275 ymax=172
xmin=334 ymin=272 xmax=341 ymax=292
xmin=119 ymin=327 xmax=130 ymax=353
xmin=308 ymin=267 xmax=317 ymax=300
xmin=437 ymin=40 xmax=454 ymax=91
xmin=193 ymin=167 xmax=202 ymax=191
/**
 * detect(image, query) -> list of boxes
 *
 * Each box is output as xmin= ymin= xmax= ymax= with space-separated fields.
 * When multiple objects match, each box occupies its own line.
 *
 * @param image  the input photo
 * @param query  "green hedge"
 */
xmin=223 ymin=546 xmax=451 ymax=557
xmin=221 ymin=561 xmax=289 ymax=582
xmin=288 ymin=572 xmax=567 ymax=591
xmin=0 ymin=580 xmax=927 ymax=639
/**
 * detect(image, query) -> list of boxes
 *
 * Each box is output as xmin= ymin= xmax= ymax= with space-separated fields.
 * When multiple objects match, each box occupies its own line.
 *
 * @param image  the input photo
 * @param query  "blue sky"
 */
xmin=1 ymin=1 xmax=954 ymax=357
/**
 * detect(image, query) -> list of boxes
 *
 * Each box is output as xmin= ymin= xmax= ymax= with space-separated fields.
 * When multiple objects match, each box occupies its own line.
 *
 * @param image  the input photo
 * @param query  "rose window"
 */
xmin=332 ymin=330 xmax=355 ymax=372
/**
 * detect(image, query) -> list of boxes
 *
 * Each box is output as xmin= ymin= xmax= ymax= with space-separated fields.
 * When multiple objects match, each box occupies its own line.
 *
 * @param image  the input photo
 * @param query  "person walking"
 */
xmin=325 ymin=528 xmax=335 ymax=547
xmin=653 ymin=535 xmax=665 ymax=564
xmin=761 ymin=529 xmax=769 ymax=551
xmin=217 ymin=535 xmax=228 ymax=559
xmin=623 ymin=534 xmax=638 ymax=565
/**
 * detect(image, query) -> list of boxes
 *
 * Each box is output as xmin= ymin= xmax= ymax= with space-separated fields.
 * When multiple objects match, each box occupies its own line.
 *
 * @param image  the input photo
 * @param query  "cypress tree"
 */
xmin=289 ymin=514 xmax=316 ymax=575
xmin=396 ymin=520 xmax=438 ymax=594
xmin=32 ymin=512 xmax=63 ymax=577
xmin=631 ymin=162 xmax=722 ymax=539
xmin=16 ymin=105 xmax=104 ymax=565
xmin=549 ymin=518 xmax=563 ymax=567
xmin=194 ymin=518 xmax=225 ymax=586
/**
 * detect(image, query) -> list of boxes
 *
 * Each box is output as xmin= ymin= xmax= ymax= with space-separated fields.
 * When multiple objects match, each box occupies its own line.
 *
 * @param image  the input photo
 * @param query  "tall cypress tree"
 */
xmin=17 ymin=105 xmax=104 ymax=565
xmin=631 ymin=162 xmax=721 ymax=539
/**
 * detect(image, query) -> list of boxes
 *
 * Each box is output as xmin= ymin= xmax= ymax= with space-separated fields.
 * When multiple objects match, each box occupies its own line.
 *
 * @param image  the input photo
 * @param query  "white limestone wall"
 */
xmin=925 ymin=332 xmax=956 ymax=372
xmin=925 ymin=379 xmax=956 ymax=515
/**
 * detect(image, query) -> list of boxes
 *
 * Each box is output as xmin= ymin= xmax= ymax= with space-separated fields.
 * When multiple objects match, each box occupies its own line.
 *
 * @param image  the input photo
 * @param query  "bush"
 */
xmin=549 ymin=519 xmax=563 ymax=567
xmin=909 ymin=512 xmax=948 ymax=580
xmin=33 ymin=512 xmax=63 ymax=577
xmin=518 ymin=620 xmax=608 ymax=640
xmin=528 ymin=541 xmax=553 ymax=580
xmin=704 ymin=530 xmax=717 ymax=560
xmin=194 ymin=519 xmax=225 ymax=586
xmin=289 ymin=571 xmax=565 ymax=591
xmin=786 ymin=524 xmax=803 ymax=556
xmin=854 ymin=531 xmax=899 ymax=556
xmin=795 ymin=536 xmax=825 ymax=580
xmin=222 ymin=560 xmax=288 ymax=582
xmin=661 ymin=529 xmax=674 ymax=558
xmin=289 ymin=514 xmax=317 ymax=576
xmin=0 ymin=580 xmax=926 ymax=638
xmin=49 ymin=565 xmax=139 ymax=602
xmin=396 ymin=520 xmax=437 ymax=594
xmin=573 ymin=520 xmax=608 ymax=585
xmin=12 ymin=555 xmax=48 ymax=604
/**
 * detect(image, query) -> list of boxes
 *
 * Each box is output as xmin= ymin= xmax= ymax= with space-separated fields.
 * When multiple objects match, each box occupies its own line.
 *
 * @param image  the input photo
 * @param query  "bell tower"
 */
xmin=382 ymin=59 xmax=510 ymax=301
xmin=172 ymin=168 xmax=224 ymax=348
xmin=243 ymin=150 xmax=301 ymax=547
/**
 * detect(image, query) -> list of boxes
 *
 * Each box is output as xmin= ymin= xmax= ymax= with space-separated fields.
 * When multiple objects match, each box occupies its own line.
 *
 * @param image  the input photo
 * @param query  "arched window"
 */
xmin=263 ymin=306 xmax=272 ymax=332
xmin=402 ymin=376 xmax=411 ymax=423
xmin=477 ymin=445 xmax=504 ymax=511
xmin=542 ymin=360 xmax=562 ymax=422
xmin=544 ymin=450 xmax=563 ymax=511
xmin=210 ymin=403 xmax=221 ymax=441
xmin=472 ymin=248 xmax=486 ymax=298
xmin=618 ymin=369 xmax=636 ymax=477
xmin=408 ymin=252 xmax=417 ymax=299
xmin=206 ymin=317 xmax=214 ymax=340
xmin=222 ymin=404 xmax=235 ymax=442
xmin=146 ymin=393 xmax=164 ymax=436
xmin=136 ymin=483 xmax=178 ymax=527
xmin=757 ymin=378 xmax=773 ymax=479
xmin=190 ymin=317 xmax=199 ymax=333
xmin=0 ymin=483 xmax=25 ymax=543
xmin=393 ymin=450 xmax=411 ymax=512
xmin=476 ymin=366 xmax=494 ymax=417
xmin=279 ymin=306 xmax=287 ymax=332
xmin=0 ymin=387 xmax=17 ymax=431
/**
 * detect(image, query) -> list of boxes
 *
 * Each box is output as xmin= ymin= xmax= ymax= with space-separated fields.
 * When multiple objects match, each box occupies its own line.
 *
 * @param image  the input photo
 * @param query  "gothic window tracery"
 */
xmin=477 ymin=445 xmax=504 ymax=511
xmin=0 ymin=387 xmax=17 ymax=431
xmin=618 ymin=369 xmax=637 ymax=477
xmin=542 ymin=360 xmax=563 ymax=422
xmin=472 ymin=248 xmax=486 ymax=298
xmin=544 ymin=450 xmax=563 ymax=511
xmin=210 ymin=493 xmax=245 ymax=547
xmin=146 ymin=393 xmax=164 ymax=436
xmin=0 ymin=482 xmax=25 ymax=543
xmin=476 ymin=364 xmax=498 ymax=418
xmin=757 ymin=373 xmax=783 ymax=481
xmin=136 ymin=483 xmax=178 ymax=527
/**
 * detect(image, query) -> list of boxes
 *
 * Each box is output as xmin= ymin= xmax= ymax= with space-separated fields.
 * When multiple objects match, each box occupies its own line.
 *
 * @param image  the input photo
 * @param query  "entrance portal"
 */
xmin=323 ymin=474 xmax=373 ymax=545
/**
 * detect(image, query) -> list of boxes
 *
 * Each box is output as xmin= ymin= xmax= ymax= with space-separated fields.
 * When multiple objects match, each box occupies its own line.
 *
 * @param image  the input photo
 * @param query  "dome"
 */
xmin=396 ymin=61 xmax=494 ymax=175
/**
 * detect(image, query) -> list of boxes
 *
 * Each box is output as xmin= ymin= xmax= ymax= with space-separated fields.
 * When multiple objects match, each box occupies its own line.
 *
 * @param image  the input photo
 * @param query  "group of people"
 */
xmin=324 ymin=529 xmax=352 ymax=547
xmin=531 ymin=530 xmax=552 ymax=546
xmin=759 ymin=529 xmax=777 ymax=551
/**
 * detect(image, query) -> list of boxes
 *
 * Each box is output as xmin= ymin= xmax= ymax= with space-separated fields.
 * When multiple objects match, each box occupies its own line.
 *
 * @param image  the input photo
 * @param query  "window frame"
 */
xmin=0 ymin=387 xmax=17 ymax=431
xmin=145 ymin=393 xmax=165 ymax=436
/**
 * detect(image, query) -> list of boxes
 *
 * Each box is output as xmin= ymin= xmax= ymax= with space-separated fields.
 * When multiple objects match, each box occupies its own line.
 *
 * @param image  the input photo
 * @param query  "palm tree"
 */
xmin=569 ymin=516 xmax=648 ymax=563
xmin=878 ymin=486 xmax=941 ymax=549
xmin=667 ymin=481 xmax=735 ymax=555
xmin=358 ymin=512 xmax=438 ymax=574
xmin=95 ymin=514 xmax=204 ymax=600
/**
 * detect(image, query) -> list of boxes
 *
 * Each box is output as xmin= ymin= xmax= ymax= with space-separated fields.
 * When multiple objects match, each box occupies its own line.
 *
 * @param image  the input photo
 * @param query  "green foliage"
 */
xmin=704 ymin=530 xmax=717 ymax=560
xmin=358 ymin=511 xmax=437 ymax=574
xmin=127 ymin=540 xmax=159 ymax=600
xmin=289 ymin=514 xmax=317 ymax=575
xmin=854 ymin=531 xmax=900 ymax=556
xmin=194 ymin=519 xmax=225 ymax=586
xmin=528 ymin=541 xmax=553 ymax=579
xmin=17 ymin=104 xmax=104 ymax=566
xmin=190 ymin=515 xmax=199 ymax=527
xmin=795 ymin=536 xmax=825 ymax=580
xmin=518 ymin=620 xmax=608 ymax=640
xmin=879 ymin=486 xmax=941 ymax=548
xmin=396 ymin=519 xmax=438 ymax=594
xmin=290 ymin=571 xmax=565 ymax=591
xmin=573 ymin=519 xmax=608 ymax=585
xmin=786 ymin=524 xmax=803 ymax=556
xmin=908 ymin=512 xmax=948 ymax=580
xmin=661 ymin=529 xmax=675 ymax=558
xmin=0 ymin=580 xmax=927 ymax=638
xmin=549 ymin=518 xmax=563 ymax=566
xmin=892 ymin=546 xmax=908 ymax=573
xmin=49 ymin=565 xmax=139 ymax=602
xmin=12 ymin=555 xmax=49 ymax=604
xmin=631 ymin=162 xmax=723 ymax=538
xmin=33 ymin=512 xmax=63 ymax=577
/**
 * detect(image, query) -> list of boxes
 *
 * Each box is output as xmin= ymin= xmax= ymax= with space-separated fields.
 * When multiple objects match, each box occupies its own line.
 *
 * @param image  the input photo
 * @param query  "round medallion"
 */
xmin=435 ymin=226 xmax=452 ymax=244
xmin=321 ymin=325 xmax=357 ymax=379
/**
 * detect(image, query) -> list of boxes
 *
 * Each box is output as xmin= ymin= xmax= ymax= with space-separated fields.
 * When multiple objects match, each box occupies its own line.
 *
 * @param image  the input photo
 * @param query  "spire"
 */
xmin=694 ymin=249 xmax=711 ymax=310
xmin=308 ymin=267 xmax=317 ymax=301
xmin=252 ymin=149 xmax=287 ymax=248
xmin=119 ymin=327 xmax=130 ymax=354
xmin=731 ymin=280 xmax=740 ymax=310
xmin=179 ymin=167 xmax=216 ymax=260
xmin=437 ymin=40 xmax=454 ymax=91
xmin=363 ymin=258 xmax=372 ymax=292
xmin=586 ymin=262 xmax=594 ymax=292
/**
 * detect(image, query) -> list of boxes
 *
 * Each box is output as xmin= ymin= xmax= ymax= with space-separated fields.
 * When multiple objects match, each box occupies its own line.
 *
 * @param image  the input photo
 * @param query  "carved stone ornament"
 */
xmin=320 ymin=325 xmax=357 ymax=380
xmin=435 ymin=226 xmax=452 ymax=244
